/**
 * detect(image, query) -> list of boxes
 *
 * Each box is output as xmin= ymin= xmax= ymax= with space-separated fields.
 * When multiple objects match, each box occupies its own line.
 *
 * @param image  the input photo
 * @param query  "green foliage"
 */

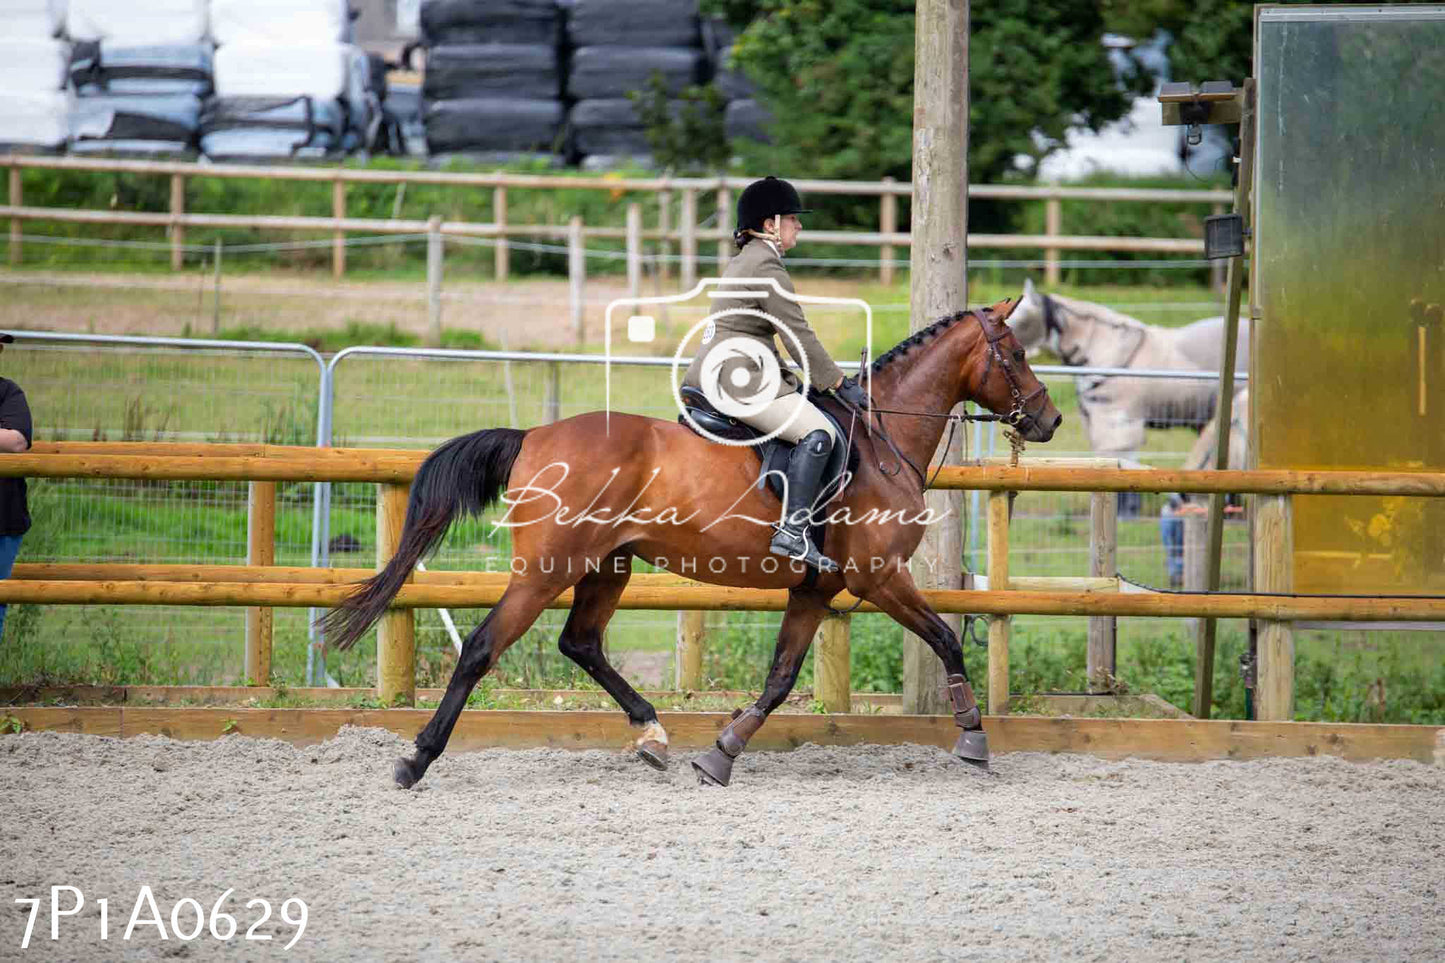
xmin=628 ymin=73 xmax=730 ymax=174
xmin=0 ymin=714 xmax=25 ymax=735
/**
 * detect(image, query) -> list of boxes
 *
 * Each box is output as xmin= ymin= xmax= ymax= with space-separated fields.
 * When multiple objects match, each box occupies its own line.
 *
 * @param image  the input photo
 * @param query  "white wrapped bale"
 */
xmin=0 ymin=0 xmax=68 ymax=38
xmin=66 ymin=0 xmax=208 ymax=45
xmin=0 ymin=91 xmax=73 ymax=148
xmin=213 ymin=43 xmax=352 ymax=101
xmin=0 ymin=40 xmax=71 ymax=92
xmin=210 ymin=0 xmax=354 ymax=46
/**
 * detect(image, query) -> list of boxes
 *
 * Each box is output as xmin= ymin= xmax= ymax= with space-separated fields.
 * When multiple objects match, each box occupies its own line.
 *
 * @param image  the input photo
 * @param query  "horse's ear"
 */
xmin=1023 ymin=278 xmax=1036 ymax=298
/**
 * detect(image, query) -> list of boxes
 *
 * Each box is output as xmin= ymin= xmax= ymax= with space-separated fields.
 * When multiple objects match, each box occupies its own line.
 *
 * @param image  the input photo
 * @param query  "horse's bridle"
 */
xmin=838 ymin=311 xmax=1051 ymax=491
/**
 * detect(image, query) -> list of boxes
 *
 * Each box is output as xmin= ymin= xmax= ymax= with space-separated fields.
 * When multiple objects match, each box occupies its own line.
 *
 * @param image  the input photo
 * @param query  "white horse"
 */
xmin=1007 ymin=279 xmax=1249 ymax=458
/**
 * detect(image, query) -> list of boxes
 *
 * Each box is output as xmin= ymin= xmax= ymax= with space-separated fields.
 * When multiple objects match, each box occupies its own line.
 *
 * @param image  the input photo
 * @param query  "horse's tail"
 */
xmin=322 ymin=427 xmax=527 ymax=651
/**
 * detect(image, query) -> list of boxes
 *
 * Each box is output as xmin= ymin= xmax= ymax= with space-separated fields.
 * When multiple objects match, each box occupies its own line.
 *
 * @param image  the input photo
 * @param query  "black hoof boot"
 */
xmin=692 ymin=747 xmax=736 ymax=787
xmin=394 ymin=755 xmax=423 ymax=789
xmin=952 ymin=728 xmax=990 ymax=772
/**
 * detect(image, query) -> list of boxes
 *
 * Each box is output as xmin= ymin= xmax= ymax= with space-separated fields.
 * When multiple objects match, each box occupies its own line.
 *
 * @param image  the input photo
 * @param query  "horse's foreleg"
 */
xmin=398 ymin=580 xmax=560 ymax=789
xmin=864 ymin=567 xmax=990 ymax=770
xmin=692 ymin=589 xmax=830 ymax=787
xmin=557 ymin=554 xmax=669 ymax=771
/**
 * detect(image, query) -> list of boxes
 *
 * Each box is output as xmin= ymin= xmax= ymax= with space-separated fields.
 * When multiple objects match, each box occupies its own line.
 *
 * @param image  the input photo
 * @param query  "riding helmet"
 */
xmin=735 ymin=176 xmax=812 ymax=233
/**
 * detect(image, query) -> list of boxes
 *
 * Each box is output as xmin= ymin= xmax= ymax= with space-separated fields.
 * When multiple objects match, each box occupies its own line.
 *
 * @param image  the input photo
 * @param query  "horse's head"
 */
xmin=1004 ymin=278 xmax=1053 ymax=356
xmin=972 ymin=298 xmax=1062 ymax=442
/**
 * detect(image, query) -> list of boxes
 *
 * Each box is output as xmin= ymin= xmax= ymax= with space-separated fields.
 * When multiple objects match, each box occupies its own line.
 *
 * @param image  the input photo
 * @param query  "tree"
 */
xmin=704 ymin=0 xmax=1147 ymax=189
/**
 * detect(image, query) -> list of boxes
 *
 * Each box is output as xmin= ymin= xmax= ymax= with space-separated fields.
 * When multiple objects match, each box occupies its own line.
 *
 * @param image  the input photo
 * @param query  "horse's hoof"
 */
xmin=952 ymin=728 xmax=990 ymax=770
xmin=692 ymin=747 xmax=735 ymax=787
xmin=636 ymin=740 xmax=669 ymax=771
xmin=394 ymin=756 xmax=421 ymax=789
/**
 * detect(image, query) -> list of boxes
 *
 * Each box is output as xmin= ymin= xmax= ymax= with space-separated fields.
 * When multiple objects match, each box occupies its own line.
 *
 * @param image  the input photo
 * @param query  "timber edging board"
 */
xmin=3 ymin=708 xmax=1441 ymax=766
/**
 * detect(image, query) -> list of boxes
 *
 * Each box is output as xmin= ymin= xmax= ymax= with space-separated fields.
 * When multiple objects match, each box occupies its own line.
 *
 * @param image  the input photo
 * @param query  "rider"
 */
xmin=682 ymin=176 xmax=870 ymax=573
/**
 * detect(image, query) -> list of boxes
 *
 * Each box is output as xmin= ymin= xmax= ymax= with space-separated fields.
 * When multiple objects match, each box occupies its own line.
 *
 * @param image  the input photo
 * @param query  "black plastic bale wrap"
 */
xmin=568 ymin=96 xmax=689 ymax=156
xmin=424 ymin=97 xmax=565 ymax=152
xmin=712 ymin=46 xmax=753 ymax=101
xmin=69 ymin=41 xmax=215 ymax=97
xmin=567 ymin=0 xmax=700 ymax=47
xmin=71 ymin=92 xmax=204 ymax=143
xmin=566 ymin=46 xmax=703 ymax=99
xmin=420 ymin=0 xmax=562 ymax=46
xmin=724 ymin=98 xmax=771 ymax=142
xmin=423 ymin=43 xmax=560 ymax=101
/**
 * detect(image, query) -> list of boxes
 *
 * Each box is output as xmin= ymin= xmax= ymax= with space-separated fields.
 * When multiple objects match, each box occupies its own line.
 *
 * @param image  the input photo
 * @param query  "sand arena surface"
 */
xmin=2 ymin=726 xmax=1441 ymax=962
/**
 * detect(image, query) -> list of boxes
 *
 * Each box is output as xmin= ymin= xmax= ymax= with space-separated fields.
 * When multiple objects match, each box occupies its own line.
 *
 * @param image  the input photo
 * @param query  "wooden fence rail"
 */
xmin=3 ymin=443 xmax=1443 ymax=715
xmin=4 ymin=154 xmax=1231 ymax=285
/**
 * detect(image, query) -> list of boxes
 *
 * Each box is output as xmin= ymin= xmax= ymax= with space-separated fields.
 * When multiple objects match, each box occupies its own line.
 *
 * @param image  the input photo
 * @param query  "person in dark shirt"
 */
xmin=0 ymin=334 xmax=33 ymax=639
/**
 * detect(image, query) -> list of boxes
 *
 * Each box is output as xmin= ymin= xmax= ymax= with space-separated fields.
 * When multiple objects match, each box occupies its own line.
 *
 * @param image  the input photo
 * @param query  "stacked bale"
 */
xmin=0 ymin=0 xmax=72 ymax=152
xmin=702 ymin=16 xmax=771 ymax=145
xmin=564 ymin=0 xmax=704 ymax=167
xmin=202 ymin=0 xmax=379 ymax=160
xmin=418 ymin=0 xmax=565 ymax=159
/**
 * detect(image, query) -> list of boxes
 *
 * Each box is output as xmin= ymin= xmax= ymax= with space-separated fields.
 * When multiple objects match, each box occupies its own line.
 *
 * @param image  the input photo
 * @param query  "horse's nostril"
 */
xmin=1052 ymin=412 xmax=1064 ymax=429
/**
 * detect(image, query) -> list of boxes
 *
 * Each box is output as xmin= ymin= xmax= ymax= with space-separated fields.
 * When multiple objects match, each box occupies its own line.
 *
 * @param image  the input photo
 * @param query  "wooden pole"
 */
xmin=680 ymin=188 xmax=697 ymax=288
xmin=377 ymin=483 xmax=415 ymax=705
xmin=879 ymin=176 xmax=897 ymax=285
xmin=626 ymin=202 xmax=642 ymax=301
xmin=244 ymin=481 xmax=275 ymax=685
xmin=986 ymin=489 xmax=1010 ymax=714
xmin=1195 ymin=80 xmax=1256 ymax=720
xmin=426 ymin=215 xmax=443 ymax=347
xmin=493 ymin=186 xmax=509 ymax=280
xmin=903 ymin=0 xmax=968 ymax=715
xmin=1254 ymin=494 xmax=1294 ymax=720
xmin=169 ymin=173 xmax=185 ymax=271
xmin=1044 ymin=188 xmax=1061 ymax=285
xmin=657 ymin=188 xmax=671 ymax=281
xmin=7 ymin=163 xmax=19 ymax=266
xmin=1087 ymin=489 xmax=1117 ymax=691
xmin=332 ymin=178 xmax=346 ymax=278
xmin=814 ymin=613 xmax=851 ymax=712
xmin=675 ymin=610 xmax=705 ymax=690
xmin=715 ymin=182 xmax=731 ymax=269
xmin=569 ymin=215 xmax=585 ymax=343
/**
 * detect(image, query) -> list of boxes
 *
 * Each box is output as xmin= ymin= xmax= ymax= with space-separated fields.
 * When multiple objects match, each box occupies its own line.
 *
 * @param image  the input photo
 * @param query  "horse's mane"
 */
xmin=1048 ymin=293 xmax=1149 ymax=332
xmin=870 ymin=311 xmax=969 ymax=373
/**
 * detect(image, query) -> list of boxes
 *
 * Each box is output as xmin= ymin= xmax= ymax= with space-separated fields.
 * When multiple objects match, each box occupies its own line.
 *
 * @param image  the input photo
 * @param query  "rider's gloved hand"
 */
xmin=832 ymin=376 xmax=870 ymax=410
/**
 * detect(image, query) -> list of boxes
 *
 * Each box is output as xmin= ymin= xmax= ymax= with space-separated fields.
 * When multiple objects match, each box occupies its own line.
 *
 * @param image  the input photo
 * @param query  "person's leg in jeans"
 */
xmin=1159 ymin=499 xmax=1184 ymax=589
xmin=0 ymin=534 xmax=23 ymax=639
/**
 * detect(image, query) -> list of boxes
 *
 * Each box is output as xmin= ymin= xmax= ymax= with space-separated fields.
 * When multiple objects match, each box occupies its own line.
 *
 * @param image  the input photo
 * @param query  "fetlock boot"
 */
xmin=769 ymin=429 xmax=838 ymax=573
xmin=692 ymin=707 xmax=766 ymax=787
xmin=946 ymin=673 xmax=990 ymax=770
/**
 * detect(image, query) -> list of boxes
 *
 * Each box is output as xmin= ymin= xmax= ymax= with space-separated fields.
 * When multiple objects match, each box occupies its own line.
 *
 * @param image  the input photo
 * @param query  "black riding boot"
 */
xmin=769 ymin=429 xmax=838 ymax=573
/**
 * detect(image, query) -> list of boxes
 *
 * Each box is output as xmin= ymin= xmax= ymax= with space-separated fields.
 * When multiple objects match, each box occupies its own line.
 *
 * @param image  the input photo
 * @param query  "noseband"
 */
xmin=977 ymin=311 xmax=1050 ymax=429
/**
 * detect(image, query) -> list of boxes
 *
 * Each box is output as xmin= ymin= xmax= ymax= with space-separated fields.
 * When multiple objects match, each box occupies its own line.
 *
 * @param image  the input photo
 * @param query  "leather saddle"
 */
xmin=677 ymin=385 xmax=853 ymax=548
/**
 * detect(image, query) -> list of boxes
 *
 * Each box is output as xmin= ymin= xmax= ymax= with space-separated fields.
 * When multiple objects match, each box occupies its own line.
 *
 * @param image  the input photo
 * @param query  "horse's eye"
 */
xmin=1013 ymin=350 xmax=1026 ymax=364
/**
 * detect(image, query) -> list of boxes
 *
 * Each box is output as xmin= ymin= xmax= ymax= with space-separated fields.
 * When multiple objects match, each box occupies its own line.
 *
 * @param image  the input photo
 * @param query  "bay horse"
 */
xmin=324 ymin=296 xmax=1062 ymax=788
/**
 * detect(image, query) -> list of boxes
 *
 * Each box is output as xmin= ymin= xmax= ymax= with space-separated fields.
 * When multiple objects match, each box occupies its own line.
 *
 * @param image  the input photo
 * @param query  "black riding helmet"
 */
xmin=735 ymin=175 xmax=812 ymax=234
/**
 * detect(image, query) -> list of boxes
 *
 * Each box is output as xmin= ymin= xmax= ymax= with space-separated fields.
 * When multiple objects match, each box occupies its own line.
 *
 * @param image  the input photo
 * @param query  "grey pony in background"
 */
xmin=1006 ymin=279 xmax=1249 ymax=460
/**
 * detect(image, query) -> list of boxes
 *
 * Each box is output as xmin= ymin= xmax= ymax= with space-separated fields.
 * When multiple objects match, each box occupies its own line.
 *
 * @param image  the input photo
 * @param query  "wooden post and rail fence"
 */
xmin=2 ymin=155 xmax=1231 ymax=287
xmin=3 ymin=442 xmax=1444 ymax=722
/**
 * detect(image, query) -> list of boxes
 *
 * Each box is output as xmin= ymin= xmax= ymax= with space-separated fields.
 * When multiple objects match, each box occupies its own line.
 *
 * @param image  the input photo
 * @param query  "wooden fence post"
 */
xmin=494 ymin=186 xmax=509 ymax=281
xmin=169 ymin=173 xmax=185 ymax=271
xmin=1254 ymin=494 xmax=1294 ymax=721
xmin=377 ymin=482 xmax=416 ymax=705
xmin=879 ymin=176 xmax=897 ymax=285
xmin=1044 ymin=188 xmax=1061 ymax=286
xmin=814 ymin=613 xmax=852 ymax=712
xmin=1087 ymin=489 xmax=1117 ymax=691
xmin=680 ymin=189 xmax=697 ymax=289
xmin=626 ymin=201 xmax=642 ymax=301
xmin=332 ymin=178 xmax=346 ymax=278
xmin=7 ymin=163 xmax=19 ymax=266
xmin=675 ymin=610 xmax=705 ymax=690
xmin=569 ymin=215 xmax=585 ymax=343
xmin=987 ymin=490 xmax=1011 ymax=714
xmin=715 ymin=183 xmax=731 ymax=269
xmin=244 ymin=481 xmax=275 ymax=686
xmin=426 ymin=215 xmax=443 ymax=347
xmin=657 ymin=188 xmax=671 ymax=281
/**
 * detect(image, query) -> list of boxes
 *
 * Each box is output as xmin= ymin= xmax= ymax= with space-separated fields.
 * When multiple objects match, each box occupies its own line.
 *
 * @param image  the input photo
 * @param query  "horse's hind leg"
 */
xmin=692 ymin=588 xmax=830 ymax=787
xmin=397 ymin=579 xmax=560 ymax=789
xmin=557 ymin=555 xmax=669 ymax=770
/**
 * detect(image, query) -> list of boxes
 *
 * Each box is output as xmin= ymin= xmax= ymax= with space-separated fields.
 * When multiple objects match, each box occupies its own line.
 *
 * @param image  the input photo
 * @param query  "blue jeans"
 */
xmin=1159 ymin=506 xmax=1184 ymax=587
xmin=0 ymin=534 xmax=22 ymax=639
